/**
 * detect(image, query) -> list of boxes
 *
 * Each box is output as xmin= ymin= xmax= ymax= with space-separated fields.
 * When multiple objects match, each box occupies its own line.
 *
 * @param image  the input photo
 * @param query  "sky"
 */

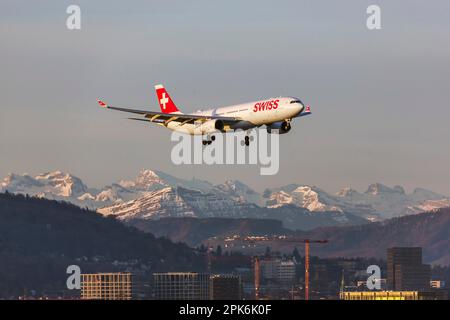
xmin=1 ymin=0 xmax=450 ymax=195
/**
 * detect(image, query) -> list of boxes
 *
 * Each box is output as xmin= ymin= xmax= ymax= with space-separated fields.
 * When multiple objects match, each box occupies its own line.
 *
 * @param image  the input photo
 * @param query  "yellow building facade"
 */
xmin=81 ymin=273 xmax=133 ymax=300
xmin=340 ymin=291 xmax=446 ymax=300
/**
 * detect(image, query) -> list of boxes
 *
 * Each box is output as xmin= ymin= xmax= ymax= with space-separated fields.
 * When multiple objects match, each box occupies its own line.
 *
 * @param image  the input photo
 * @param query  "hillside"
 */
xmin=256 ymin=208 xmax=450 ymax=265
xmin=128 ymin=217 xmax=291 ymax=246
xmin=133 ymin=209 xmax=450 ymax=266
xmin=0 ymin=192 xmax=203 ymax=298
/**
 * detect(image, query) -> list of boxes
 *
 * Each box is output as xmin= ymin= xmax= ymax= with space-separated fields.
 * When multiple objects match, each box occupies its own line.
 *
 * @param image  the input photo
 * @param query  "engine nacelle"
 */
xmin=198 ymin=119 xmax=224 ymax=134
xmin=266 ymin=121 xmax=291 ymax=134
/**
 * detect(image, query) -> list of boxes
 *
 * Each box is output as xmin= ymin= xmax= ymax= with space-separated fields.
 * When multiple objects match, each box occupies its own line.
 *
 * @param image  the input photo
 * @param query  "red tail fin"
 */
xmin=154 ymin=84 xmax=180 ymax=114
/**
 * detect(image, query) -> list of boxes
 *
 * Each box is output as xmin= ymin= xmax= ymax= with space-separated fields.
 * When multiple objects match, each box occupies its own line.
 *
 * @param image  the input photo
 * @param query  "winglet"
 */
xmin=97 ymin=99 xmax=107 ymax=108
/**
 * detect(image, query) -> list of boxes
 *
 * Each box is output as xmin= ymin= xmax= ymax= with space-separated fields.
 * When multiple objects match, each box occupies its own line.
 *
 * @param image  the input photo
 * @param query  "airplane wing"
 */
xmin=97 ymin=100 xmax=240 ymax=125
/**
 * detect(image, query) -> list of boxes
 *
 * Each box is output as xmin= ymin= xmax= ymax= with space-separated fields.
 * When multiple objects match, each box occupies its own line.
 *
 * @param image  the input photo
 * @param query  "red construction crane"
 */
xmin=243 ymin=236 xmax=328 ymax=300
xmin=254 ymin=256 xmax=260 ymax=300
xmin=296 ymin=239 xmax=328 ymax=300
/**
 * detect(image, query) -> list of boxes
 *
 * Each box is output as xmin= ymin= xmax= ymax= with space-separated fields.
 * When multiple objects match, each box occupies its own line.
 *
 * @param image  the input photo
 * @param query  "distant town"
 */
xmin=19 ymin=245 xmax=449 ymax=301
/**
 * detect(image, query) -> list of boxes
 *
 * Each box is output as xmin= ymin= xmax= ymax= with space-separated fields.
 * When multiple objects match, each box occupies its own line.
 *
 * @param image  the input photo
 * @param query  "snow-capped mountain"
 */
xmin=118 ymin=169 xmax=213 ymax=192
xmin=98 ymin=186 xmax=259 ymax=221
xmin=266 ymin=185 xmax=343 ymax=212
xmin=337 ymin=183 xmax=450 ymax=218
xmin=0 ymin=171 xmax=93 ymax=203
xmin=94 ymin=183 xmax=137 ymax=204
xmin=118 ymin=169 xmax=167 ymax=191
xmin=2 ymin=170 xmax=450 ymax=222
xmin=213 ymin=180 xmax=262 ymax=205
xmin=0 ymin=169 xmax=213 ymax=209
xmin=264 ymin=182 xmax=450 ymax=220
xmin=263 ymin=183 xmax=377 ymax=220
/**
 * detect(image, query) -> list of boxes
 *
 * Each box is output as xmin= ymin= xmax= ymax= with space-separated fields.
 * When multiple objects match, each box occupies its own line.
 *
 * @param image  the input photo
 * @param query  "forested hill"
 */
xmin=0 ymin=192 xmax=203 ymax=298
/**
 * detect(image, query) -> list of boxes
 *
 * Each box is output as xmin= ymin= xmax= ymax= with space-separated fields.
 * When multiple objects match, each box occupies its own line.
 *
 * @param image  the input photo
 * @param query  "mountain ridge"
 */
xmin=2 ymin=169 xmax=450 ymax=224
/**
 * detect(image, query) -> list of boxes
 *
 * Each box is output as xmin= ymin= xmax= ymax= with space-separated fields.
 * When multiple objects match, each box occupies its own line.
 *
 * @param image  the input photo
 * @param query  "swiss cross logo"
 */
xmin=304 ymin=105 xmax=311 ymax=113
xmin=160 ymin=93 xmax=169 ymax=110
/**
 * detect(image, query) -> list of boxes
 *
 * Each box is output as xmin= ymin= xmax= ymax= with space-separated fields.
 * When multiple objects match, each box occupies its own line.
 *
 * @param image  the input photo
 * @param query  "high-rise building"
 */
xmin=210 ymin=274 xmax=242 ymax=300
xmin=81 ymin=273 xmax=133 ymax=300
xmin=153 ymin=272 xmax=210 ymax=300
xmin=277 ymin=261 xmax=296 ymax=283
xmin=387 ymin=247 xmax=431 ymax=291
xmin=259 ymin=258 xmax=295 ymax=284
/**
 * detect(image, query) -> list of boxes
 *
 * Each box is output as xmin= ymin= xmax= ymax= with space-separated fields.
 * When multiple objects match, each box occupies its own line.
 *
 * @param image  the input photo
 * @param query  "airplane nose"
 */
xmin=299 ymin=103 xmax=305 ymax=113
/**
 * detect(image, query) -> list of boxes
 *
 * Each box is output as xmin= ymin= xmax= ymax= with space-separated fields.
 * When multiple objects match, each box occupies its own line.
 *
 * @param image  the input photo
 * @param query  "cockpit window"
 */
xmin=290 ymin=100 xmax=302 ymax=104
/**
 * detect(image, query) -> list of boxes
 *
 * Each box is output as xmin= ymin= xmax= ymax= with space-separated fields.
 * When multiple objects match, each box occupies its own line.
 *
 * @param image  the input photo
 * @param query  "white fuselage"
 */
xmin=166 ymin=96 xmax=304 ymax=135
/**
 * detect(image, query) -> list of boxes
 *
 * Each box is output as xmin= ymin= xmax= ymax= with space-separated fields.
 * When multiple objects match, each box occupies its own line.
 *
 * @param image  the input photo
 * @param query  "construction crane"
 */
xmin=243 ymin=236 xmax=328 ymax=300
xmin=294 ymin=239 xmax=328 ymax=301
xmin=254 ymin=256 xmax=260 ymax=300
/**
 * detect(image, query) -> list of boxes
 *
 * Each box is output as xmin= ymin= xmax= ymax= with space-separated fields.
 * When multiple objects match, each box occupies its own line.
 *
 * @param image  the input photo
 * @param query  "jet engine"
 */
xmin=198 ymin=119 xmax=225 ymax=134
xmin=266 ymin=121 xmax=291 ymax=134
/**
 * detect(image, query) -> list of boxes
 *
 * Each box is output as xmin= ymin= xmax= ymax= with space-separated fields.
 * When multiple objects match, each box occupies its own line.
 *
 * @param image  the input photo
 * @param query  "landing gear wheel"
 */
xmin=202 ymin=139 xmax=213 ymax=145
xmin=244 ymin=136 xmax=250 ymax=146
xmin=211 ymin=135 xmax=216 ymax=141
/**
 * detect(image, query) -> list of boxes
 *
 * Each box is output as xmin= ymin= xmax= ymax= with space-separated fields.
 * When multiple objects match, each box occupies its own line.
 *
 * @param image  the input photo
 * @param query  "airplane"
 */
xmin=98 ymin=84 xmax=311 ymax=146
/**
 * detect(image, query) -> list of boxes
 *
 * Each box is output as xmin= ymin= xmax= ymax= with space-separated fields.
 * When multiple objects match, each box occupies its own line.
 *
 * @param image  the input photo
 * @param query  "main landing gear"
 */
xmin=201 ymin=132 xmax=253 ymax=146
xmin=240 ymin=133 xmax=254 ymax=146
xmin=202 ymin=135 xmax=215 ymax=145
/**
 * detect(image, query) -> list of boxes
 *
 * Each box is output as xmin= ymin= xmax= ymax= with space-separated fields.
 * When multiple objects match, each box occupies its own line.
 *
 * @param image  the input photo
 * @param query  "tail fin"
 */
xmin=154 ymin=84 xmax=180 ymax=114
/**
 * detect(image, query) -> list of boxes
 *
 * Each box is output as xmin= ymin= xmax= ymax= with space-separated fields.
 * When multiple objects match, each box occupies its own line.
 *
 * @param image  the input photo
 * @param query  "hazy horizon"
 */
xmin=2 ymin=1 xmax=450 ymax=195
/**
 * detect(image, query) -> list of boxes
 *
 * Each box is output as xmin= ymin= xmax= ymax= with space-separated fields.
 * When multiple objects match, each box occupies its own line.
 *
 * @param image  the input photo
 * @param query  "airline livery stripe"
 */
xmin=164 ymin=116 xmax=178 ymax=125
xmin=148 ymin=114 xmax=161 ymax=121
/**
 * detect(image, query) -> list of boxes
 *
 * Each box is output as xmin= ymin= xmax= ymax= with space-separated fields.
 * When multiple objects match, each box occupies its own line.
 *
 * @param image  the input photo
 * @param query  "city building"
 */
xmin=387 ymin=247 xmax=431 ymax=291
xmin=430 ymin=280 xmax=446 ymax=289
xmin=356 ymin=279 xmax=387 ymax=290
xmin=153 ymin=272 xmax=210 ymax=300
xmin=81 ymin=272 xmax=133 ymax=300
xmin=259 ymin=258 xmax=295 ymax=284
xmin=336 ymin=260 xmax=358 ymax=274
xmin=277 ymin=261 xmax=296 ymax=284
xmin=340 ymin=290 xmax=447 ymax=300
xmin=210 ymin=274 xmax=242 ymax=300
